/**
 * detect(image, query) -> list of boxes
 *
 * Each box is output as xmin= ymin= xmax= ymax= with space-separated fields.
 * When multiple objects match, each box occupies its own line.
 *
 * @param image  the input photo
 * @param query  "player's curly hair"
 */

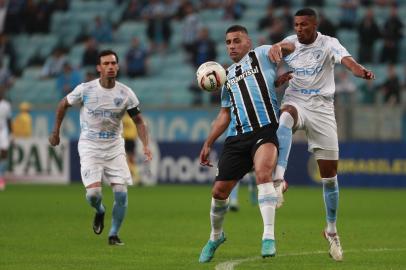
xmin=295 ymin=8 xmax=317 ymax=18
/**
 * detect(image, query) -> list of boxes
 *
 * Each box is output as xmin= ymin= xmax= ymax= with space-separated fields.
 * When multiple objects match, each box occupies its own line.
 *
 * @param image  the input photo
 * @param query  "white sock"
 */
xmin=274 ymin=165 xmax=286 ymax=181
xmin=210 ymin=197 xmax=229 ymax=241
xmin=326 ymin=221 xmax=337 ymax=234
xmin=257 ymin=182 xmax=278 ymax=240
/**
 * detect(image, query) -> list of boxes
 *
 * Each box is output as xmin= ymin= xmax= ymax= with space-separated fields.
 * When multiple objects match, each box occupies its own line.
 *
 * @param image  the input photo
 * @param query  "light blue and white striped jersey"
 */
xmin=221 ymin=45 xmax=279 ymax=137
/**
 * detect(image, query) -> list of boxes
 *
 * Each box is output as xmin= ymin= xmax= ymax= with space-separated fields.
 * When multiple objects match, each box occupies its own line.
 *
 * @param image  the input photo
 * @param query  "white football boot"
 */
xmin=324 ymin=230 xmax=343 ymax=261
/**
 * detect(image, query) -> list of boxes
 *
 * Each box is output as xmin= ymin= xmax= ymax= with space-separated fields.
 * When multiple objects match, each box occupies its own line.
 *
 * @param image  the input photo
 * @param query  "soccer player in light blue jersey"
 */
xmin=49 ymin=50 xmax=152 ymax=245
xmin=269 ymin=8 xmax=375 ymax=261
xmin=198 ymin=25 xmax=294 ymax=263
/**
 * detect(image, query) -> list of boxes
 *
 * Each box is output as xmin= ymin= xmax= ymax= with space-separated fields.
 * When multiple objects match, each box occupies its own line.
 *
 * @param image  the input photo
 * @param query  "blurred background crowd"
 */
xmin=0 ymin=0 xmax=405 ymax=142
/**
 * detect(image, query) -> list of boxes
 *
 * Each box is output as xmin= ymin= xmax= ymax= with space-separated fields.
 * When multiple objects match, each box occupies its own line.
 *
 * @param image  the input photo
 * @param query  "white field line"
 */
xmin=215 ymin=248 xmax=406 ymax=270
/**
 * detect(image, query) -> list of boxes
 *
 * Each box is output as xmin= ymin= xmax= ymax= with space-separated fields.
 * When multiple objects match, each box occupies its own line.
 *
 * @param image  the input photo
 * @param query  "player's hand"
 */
xmin=269 ymin=44 xmax=283 ymax=63
xmin=199 ymin=144 xmax=213 ymax=167
xmin=274 ymin=71 xmax=293 ymax=87
xmin=143 ymin=146 xmax=152 ymax=162
xmin=363 ymin=69 xmax=375 ymax=80
xmin=48 ymin=131 xmax=60 ymax=146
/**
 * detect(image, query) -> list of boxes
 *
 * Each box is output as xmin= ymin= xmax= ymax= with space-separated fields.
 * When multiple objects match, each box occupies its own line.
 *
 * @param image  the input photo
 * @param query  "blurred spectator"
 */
xmin=358 ymin=79 xmax=376 ymax=104
xmin=200 ymin=0 xmax=223 ymax=10
xmin=122 ymin=0 xmax=144 ymax=21
xmin=357 ymin=7 xmax=380 ymax=63
xmin=142 ymin=0 xmax=173 ymax=53
xmin=0 ymin=0 xmax=7 ymax=33
xmin=4 ymin=0 xmax=25 ymax=34
xmin=85 ymin=70 xmax=97 ymax=82
xmin=181 ymin=2 xmax=202 ymax=56
xmin=82 ymin=37 xmax=99 ymax=67
xmin=280 ymin=5 xmax=293 ymax=31
xmin=51 ymin=0 xmax=69 ymax=12
xmin=0 ymin=33 xmax=18 ymax=75
xmin=23 ymin=0 xmax=38 ymax=34
xmin=190 ymin=27 xmax=217 ymax=68
xmin=0 ymin=59 xmax=14 ymax=90
xmin=90 ymin=16 xmax=113 ymax=43
xmin=12 ymin=102 xmax=32 ymax=138
xmin=125 ymin=37 xmax=149 ymax=78
xmin=379 ymin=5 xmax=403 ymax=64
xmin=338 ymin=0 xmax=359 ymax=29
xmin=304 ymin=0 xmax=325 ymax=6
xmin=34 ymin=0 xmax=53 ymax=33
xmin=223 ymin=0 xmax=246 ymax=21
xmin=257 ymin=4 xmax=274 ymax=31
xmin=335 ymin=69 xmax=357 ymax=105
xmin=380 ymin=64 xmax=401 ymax=104
xmin=318 ymin=12 xmax=337 ymax=37
xmin=40 ymin=48 xmax=67 ymax=79
xmin=56 ymin=62 xmax=82 ymax=97
xmin=271 ymin=0 xmax=290 ymax=9
xmin=268 ymin=17 xmax=286 ymax=44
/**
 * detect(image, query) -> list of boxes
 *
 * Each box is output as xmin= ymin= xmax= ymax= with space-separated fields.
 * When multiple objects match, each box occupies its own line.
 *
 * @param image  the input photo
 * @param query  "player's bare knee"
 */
xmin=212 ymin=187 xmax=230 ymax=200
xmin=255 ymin=170 xmax=273 ymax=185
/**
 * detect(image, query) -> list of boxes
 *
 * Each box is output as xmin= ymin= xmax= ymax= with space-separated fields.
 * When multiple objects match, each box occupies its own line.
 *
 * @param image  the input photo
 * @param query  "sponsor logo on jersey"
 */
xmin=226 ymin=66 xmax=259 ymax=87
xmin=87 ymin=108 xmax=122 ymax=119
xmin=292 ymin=66 xmax=322 ymax=76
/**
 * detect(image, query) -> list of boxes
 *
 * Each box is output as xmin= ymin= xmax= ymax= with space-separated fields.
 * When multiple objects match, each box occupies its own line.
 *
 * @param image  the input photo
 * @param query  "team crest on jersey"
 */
xmin=312 ymin=50 xmax=323 ymax=61
xmin=114 ymin=97 xmax=123 ymax=107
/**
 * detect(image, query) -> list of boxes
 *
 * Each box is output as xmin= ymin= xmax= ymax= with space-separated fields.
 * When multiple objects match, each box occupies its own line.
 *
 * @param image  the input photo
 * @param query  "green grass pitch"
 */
xmin=1 ymin=184 xmax=405 ymax=270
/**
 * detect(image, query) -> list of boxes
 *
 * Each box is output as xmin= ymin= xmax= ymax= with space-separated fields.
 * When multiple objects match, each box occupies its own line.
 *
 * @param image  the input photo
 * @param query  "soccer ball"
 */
xmin=196 ymin=61 xmax=227 ymax=92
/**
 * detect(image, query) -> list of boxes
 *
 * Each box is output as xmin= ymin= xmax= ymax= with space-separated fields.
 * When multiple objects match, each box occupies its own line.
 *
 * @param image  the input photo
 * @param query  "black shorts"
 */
xmin=124 ymin=139 xmax=136 ymax=154
xmin=216 ymin=125 xmax=279 ymax=181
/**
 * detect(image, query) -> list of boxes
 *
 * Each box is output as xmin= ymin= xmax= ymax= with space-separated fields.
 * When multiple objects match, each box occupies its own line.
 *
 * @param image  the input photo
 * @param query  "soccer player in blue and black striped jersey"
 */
xmin=198 ymin=25 xmax=295 ymax=263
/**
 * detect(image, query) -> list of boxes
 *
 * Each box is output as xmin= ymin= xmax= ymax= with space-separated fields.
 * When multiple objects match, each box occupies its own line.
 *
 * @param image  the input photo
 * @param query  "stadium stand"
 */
xmin=4 ymin=0 xmax=406 ymax=110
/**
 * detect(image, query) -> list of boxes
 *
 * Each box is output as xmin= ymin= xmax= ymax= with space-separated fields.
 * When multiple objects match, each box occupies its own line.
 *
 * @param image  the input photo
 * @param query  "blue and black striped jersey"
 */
xmin=221 ymin=45 xmax=279 ymax=137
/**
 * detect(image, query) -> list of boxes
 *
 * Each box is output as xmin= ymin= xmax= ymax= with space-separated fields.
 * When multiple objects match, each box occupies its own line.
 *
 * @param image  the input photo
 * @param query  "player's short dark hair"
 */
xmin=226 ymin=25 xmax=248 ymax=35
xmin=98 ymin=49 xmax=119 ymax=64
xmin=295 ymin=8 xmax=317 ymax=17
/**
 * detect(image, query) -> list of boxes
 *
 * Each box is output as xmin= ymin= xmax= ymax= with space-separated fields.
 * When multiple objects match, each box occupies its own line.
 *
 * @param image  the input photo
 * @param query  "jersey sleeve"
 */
xmin=66 ymin=83 xmax=84 ymax=105
xmin=220 ymin=85 xmax=231 ymax=108
xmin=255 ymin=45 xmax=272 ymax=61
xmin=328 ymin=37 xmax=351 ymax=64
xmin=126 ymin=89 xmax=140 ymax=110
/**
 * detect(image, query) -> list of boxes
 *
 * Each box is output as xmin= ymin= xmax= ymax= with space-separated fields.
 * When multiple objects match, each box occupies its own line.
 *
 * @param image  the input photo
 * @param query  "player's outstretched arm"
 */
xmin=269 ymin=42 xmax=295 ymax=63
xmin=49 ymin=98 xmax=71 ymax=146
xmin=200 ymin=107 xmax=231 ymax=167
xmin=341 ymin=56 xmax=375 ymax=80
xmin=132 ymin=113 xmax=152 ymax=162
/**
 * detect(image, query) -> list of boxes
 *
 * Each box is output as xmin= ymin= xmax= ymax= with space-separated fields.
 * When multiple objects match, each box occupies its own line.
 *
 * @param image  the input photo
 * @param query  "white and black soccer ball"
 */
xmin=196 ymin=61 xmax=227 ymax=92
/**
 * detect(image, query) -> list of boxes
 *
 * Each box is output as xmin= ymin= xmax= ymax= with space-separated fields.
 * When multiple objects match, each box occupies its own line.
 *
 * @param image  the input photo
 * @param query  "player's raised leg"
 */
xmin=254 ymin=143 xmax=278 ymax=258
xmin=274 ymin=106 xmax=297 ymax=208
xmin=229 ymin=182 xmax=239 ymax=211
xmin=108 ymin=184 xmax=128 ymax=245
xmin=317 ymin=156 xmax=343 ymax=261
